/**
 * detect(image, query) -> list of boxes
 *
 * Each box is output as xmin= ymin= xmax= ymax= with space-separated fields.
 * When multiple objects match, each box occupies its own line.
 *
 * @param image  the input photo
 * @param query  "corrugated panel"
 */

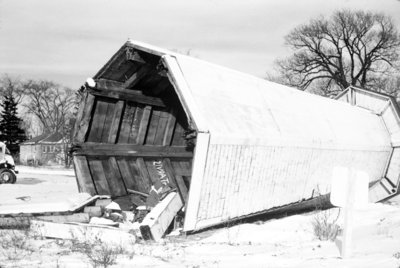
xmin=194 ymin=144 xmax=389 ymax=229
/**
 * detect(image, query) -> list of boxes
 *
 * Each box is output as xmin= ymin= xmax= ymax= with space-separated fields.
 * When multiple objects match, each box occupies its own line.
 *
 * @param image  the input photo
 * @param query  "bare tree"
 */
xmin=0 ymin=74 xmax=26 ymax=103
xmin=274 ymin=10 xmax=400 ymax=97
xmin=23 ymin=80 xmax=75 ymax=133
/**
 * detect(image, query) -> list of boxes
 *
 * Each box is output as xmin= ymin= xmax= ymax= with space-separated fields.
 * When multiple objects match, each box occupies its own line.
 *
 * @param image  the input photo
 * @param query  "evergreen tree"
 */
xmin=0 ymin=94 xmax=27 ymax=155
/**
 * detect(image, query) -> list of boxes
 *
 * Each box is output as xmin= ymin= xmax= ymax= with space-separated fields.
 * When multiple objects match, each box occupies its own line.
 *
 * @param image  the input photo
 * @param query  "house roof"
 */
xmin=95 ymin=40 xmax=392 ymax=151
xmin=22 ymin=132 xmax=64 ymax=145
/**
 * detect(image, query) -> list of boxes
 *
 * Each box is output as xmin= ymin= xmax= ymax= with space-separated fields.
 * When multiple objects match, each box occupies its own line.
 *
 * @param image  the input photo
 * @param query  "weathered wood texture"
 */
xmin=78 ymin=156 xmax=192 ymax=198
xmin=74 ymin=85 xmax=193 ymax=200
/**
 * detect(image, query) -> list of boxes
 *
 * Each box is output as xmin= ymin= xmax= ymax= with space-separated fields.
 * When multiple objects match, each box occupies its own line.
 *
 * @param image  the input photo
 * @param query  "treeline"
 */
xmin=0 ymin=74 xmax=77 ymax=157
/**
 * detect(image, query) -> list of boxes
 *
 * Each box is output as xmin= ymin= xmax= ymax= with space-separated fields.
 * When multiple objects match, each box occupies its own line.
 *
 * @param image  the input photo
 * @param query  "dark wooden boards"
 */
xmin=74 ymin=144 xmax=192 ymax=158
xmin=74 ymin=94 xmax=95 ymax=143
xmin=108 ymin=101 xmax=125 ymax=143
xmin=75 ymin=155 xmax=192 ymax=200
xmin=164 ymin=159 xmax=188 ymax=203
xmin=73 ymin=57 xmax=194 ymax=200
xmin=88 ymin=86 xmax=166 ymax=108
xmin=73 ymin=156 xmax=97 ymax=195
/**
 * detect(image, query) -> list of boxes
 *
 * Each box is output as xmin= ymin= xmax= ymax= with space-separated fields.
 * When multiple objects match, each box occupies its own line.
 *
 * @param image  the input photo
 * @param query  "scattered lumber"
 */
xmin=30 ymin=220 xmax=136 ymax=246
xmin=140 ymin=192 xmax=183 ymax=241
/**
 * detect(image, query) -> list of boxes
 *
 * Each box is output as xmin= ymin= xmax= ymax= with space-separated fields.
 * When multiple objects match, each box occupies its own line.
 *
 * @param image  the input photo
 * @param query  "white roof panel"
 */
xmin=165 ymin=54 xmax=390 ymax=150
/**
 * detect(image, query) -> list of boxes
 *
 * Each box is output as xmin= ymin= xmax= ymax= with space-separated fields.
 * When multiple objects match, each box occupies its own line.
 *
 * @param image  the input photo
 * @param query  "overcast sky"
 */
xmin=1 ymin=0 xmax=399 ymax=89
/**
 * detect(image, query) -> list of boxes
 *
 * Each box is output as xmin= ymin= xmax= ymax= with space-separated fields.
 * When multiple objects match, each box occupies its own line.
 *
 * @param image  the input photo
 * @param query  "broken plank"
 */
xmin=73 ymin=156 xmax=97 ymax=195
xmin=108 ymin=100 xmax=125 ymax=143
xmin=30 ymin=220 xmax=136 ymax=246
xmin=75 ymin=94 xmax=96 ymax=142
xmin=83 ymin=206 xmax=103 ymax=217
xmin=36 ymin=213 xmax=90 ymax=224
xmin=140 ymin=192 xmax=183 ymax=241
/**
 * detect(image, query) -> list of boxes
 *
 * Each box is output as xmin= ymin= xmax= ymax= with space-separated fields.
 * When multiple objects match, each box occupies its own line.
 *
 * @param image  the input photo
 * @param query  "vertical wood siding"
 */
xmin=74 ymin=91 xmax=193 ymax=199
xmin=194 ymin=144 xmax=390 ymax=229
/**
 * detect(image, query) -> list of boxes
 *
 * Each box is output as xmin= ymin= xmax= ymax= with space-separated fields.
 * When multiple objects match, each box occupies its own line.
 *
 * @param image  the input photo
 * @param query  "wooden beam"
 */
xmin=73 ymin=144 xmax=193 ymax=158
xmin=88 ymin=88 xmax=165 ymax=108
xmin=140 ymin=192 xmax=183 ymax=241
xmin=92 ymin=79 xmax=166 ymax=107
xmin=124 ymin=65 xmax=151 ymax=89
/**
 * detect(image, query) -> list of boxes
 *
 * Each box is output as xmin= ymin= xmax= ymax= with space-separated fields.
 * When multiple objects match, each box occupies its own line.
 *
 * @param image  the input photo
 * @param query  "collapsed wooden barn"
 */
xmin=72 ymin=40 xmax=400 ymax=232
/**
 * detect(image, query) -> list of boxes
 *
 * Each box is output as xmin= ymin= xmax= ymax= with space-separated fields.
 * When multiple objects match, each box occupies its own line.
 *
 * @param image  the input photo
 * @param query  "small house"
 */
xmin=72 ymin=40 xmax=400 ymax=232
xmin=20 ymin=132 xmax=68 ymax=165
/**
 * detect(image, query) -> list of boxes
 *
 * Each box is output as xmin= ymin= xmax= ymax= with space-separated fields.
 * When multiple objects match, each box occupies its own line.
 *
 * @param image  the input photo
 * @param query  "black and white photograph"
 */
xmin=1 ymin=0 xmax=400 ymax=267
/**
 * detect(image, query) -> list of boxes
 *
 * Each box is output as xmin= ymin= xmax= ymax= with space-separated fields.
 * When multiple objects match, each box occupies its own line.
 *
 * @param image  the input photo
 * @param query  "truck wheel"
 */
xmin=0 ymin=170 xmax=16 ymax=184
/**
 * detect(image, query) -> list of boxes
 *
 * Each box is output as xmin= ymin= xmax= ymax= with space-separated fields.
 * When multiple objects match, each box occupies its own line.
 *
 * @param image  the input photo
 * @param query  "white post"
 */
xmin=330 ymin=167 xmax=369 ymax=259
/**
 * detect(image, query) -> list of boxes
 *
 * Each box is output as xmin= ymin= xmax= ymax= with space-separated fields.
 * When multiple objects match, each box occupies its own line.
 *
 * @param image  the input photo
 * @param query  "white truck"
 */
xmin=0 ymin=142 xmax=18 ymax=184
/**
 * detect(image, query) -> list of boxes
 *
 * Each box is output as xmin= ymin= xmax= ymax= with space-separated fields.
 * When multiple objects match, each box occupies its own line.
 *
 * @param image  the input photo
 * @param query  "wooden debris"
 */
xmin=36 ymin=213 xmax=90 ymax=224
xmin=127 ymin=189 xmax=149 ymax=198
xmin=30 ymin=220 xmax=136 ymax=246
xmin=89 ymin=217 xmax=119 ymax=226
xmin=105 ymin=202 xmax=122 ymax=211
xmin=140 ymin=192 xmax=183 ymax=241
xmin=95 ymin=198 xmax=112 ymax=208
xmin=84 ymin=206 xmax=103 ymax=217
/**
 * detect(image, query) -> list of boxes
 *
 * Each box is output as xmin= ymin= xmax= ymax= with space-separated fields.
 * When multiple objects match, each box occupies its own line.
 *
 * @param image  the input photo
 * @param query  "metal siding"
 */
xmin=195 ymin=144 xmax=389 ymax=229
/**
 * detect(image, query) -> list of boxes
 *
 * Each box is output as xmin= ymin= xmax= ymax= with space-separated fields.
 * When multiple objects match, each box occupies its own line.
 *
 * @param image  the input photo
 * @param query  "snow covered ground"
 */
xmin=0 ymin=166 xmax=400 ymax=267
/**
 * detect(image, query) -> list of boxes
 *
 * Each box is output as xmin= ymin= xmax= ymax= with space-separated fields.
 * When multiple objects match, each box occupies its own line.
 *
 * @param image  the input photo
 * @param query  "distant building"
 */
xmin=19 ymin=132 xmax=69 ymax=165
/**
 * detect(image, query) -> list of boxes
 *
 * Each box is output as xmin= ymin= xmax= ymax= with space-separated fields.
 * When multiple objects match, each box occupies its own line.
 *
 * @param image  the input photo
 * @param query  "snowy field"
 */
xmin=0 ymin=166 xmax=400 ymax=267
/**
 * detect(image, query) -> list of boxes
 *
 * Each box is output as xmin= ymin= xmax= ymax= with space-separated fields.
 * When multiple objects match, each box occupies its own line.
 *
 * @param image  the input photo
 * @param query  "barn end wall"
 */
xmin=338 ymin=87 xmax=400 ymax=201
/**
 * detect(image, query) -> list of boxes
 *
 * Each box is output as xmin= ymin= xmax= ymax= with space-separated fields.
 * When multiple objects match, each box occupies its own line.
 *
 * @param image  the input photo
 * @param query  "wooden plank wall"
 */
xmin=73 ymin=93 xmax=193 ymax=200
